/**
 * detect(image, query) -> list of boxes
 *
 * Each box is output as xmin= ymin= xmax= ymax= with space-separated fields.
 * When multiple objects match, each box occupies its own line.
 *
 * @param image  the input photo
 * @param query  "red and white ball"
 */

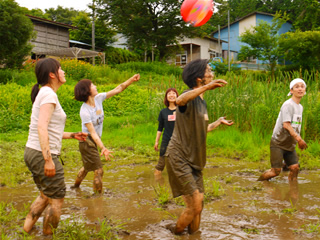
xmin=180 ymin=0 xmax=214 ymax=27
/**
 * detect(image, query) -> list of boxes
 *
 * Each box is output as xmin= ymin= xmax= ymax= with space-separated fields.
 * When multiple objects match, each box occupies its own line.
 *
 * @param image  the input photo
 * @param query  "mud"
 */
xmin=1 ymin=158 xmax=320 ymax=239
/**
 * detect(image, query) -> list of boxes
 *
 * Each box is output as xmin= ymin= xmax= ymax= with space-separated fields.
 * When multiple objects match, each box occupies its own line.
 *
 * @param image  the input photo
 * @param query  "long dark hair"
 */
xmin=182 ymin=59 xmax=208 ymax=88
xmin=164 ymin=88 xmax=179 ymax=107
xmin=31 ymin=58 xmax=61 ymax=104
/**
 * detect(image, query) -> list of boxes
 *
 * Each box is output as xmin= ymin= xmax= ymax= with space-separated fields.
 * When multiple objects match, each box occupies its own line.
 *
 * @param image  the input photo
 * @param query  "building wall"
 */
xmin=31 ymin=21 xmax=70 ymax=53
xmin=214 ymin=22 xmax=240 ymax=61
xmin=239 ymin=14 xmax=256 ymax=35
xmin=213 ymin=13 xmax=292 ymax=62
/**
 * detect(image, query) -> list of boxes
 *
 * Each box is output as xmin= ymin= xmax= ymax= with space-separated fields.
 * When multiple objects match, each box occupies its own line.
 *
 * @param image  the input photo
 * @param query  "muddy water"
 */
xmin=1 ymin=158 xmax=320 ymax=239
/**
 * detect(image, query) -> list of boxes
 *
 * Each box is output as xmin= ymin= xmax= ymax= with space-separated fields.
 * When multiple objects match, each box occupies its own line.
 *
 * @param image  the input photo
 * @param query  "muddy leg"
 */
xmin=257 ymin=168 xmax=281 ymax=181
xmin=188 ymin=193 xmax=204 ymax=234
xmin=175 ymin=190 xmax=203 ymax=234
xmin=72 ymin=167 xmax=88 ymax=188
xmin=23 ymin=192 xmax=49 ymax=233
xmin=93 ymin=168 xmax=103 ymax=194
xmin=288 ymin=164 xmax=299 ymax=181
xmin=43 ymin=198 xmax=64 ymax=235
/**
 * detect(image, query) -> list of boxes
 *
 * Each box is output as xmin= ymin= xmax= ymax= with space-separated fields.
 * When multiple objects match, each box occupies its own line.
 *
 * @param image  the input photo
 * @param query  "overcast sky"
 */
xmin=15 ymin=0 xmax=92 ymax=12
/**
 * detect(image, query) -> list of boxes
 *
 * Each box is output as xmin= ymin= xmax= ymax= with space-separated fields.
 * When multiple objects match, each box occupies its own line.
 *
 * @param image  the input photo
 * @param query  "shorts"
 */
xmin=79 ymin=135 xmax=102 ymax=171
xmin=24 ymin=147 xmax=66 ymax=199
xmin=270 ymin=146 xmax=299 ymax=168
xmin=166 ymin=154 xmax=204 ymax=198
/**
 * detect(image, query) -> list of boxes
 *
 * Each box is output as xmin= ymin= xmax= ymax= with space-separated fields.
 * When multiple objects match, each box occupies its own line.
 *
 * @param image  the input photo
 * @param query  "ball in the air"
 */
xmin=180 ymin=0 xmax=213 ymax=27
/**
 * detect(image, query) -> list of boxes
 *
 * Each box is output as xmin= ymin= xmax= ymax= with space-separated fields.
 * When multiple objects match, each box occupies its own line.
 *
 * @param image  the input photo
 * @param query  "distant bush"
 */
xmin=113 ymin=61 xmax=182 ymax=78
xmin=105 ymin=47 xmax=142 ymax=66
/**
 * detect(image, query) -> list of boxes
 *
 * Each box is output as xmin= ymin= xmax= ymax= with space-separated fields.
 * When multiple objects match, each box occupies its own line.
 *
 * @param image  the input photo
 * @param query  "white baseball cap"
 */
xmin=287 ymin=78 xmax=307 ymax=96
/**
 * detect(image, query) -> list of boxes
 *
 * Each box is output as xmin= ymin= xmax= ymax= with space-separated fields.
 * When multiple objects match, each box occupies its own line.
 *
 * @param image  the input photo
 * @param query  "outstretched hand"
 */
xmin=131 ymin=74 xmax=140 ymax=82
xmin=219 ymin=117 xmax=234 ymax=126
xmin=73 ymin=132 xmax=88 ymax=141
xmin=101 ymin=148 xmax=114 ymax=161
xmin=206 ymin=79 xmax=227 ymax=90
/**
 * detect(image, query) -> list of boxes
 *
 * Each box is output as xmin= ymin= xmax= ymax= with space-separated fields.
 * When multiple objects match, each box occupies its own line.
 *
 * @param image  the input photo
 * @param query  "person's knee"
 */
xmin=289 ymin=164 xmax=299 ymax=172
xmin=95 ymin=168 xmax=103 ymax=176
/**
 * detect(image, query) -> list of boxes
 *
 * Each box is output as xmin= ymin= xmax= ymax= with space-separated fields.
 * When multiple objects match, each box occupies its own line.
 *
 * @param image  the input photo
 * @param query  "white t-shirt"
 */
xmin=26 ymin=86 xmax=67 ymax=155
xmin=271 ymin=98 xmax=303 ymax=151
xmin=80 ymin=93 xmax=107 ymax=138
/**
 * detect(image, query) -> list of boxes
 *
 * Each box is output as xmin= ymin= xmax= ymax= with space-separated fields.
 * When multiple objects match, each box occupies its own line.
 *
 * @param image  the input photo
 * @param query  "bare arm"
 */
xmin=106 ymin=74 xmax=140 ymax=99
xmin=62 ymin=132 xmax=88 ymax=141
xmin=38 ymin=103 xmax=56 ymax=177
xmin=176 ymin=79 xmax=227 ymax=106
xmin=85 ymin=122 xmax=114 ymax=160
xmin=283 ymin=122 xmax=307 ymax=150
xmin=154 ymin=131 xmax=162 ymax=151
xmin=207 ymin=117 xmax=234 ymax=132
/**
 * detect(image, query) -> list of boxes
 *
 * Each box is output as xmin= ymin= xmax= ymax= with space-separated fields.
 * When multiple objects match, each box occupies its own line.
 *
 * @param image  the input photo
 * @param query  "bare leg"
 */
xmin=93 ymin=168 xmax=103 ymax=194
xmin=175 ymin=190 xmax=203 ymax=234
xmin=188 ymin=192 xmax=204 ymax=234
xmin=23 ymin=192 xmax=49 ymax=233
xmin=257 ymin=168 xmax=281 ymax=181
xmin=72 ymin=167 xmax=88 ymax=188
xmin=43 ymin=198 xmax=64 ymax=235
xmin=288 ymin=164 xmax=299 ymax=181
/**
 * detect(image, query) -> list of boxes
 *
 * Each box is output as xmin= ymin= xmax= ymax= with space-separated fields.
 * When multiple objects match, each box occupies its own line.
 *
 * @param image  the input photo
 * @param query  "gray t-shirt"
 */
xmin=80 ymin=93 xmax=107 ymax=137
xmin=271 ymin=98 xmax=303 ymax=151
xmin=26 ymin=86 xmax=66 ymax=155
xmin=166 ymin=90 xmax=209 ymax=171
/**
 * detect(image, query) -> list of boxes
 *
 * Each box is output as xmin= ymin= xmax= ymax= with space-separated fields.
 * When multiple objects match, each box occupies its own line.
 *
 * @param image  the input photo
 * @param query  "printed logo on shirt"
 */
xmin=96 ymin=109 xmax=102 ymax=115
xmin=204 ymin=114 xmax=209 ymax=121
xmin=168 ymin=114 xmax=176 ymax=121
xmin=291 ymin=114 xmax=302 ymax=134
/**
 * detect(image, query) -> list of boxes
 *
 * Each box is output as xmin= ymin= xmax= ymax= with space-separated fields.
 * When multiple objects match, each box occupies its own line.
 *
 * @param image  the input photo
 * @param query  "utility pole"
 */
xmin=228 ymin=10 xmax=230 ymax=71
xmin=92 ymin=0 xmax=96 ymax=66
xmin=218 ymin=25 xmax=220 ymax=57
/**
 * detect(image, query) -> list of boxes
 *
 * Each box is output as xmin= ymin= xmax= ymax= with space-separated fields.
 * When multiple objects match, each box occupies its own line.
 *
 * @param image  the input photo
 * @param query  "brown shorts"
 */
xmin=24 ymin=147 xmax=66 ymax=199
xmin=166 ymin=154 xmax=204 ymax=198
xmin=79 ymin=135 xmax=102 ymax=171
xmin=270 ymin=145 xmax=299 ymax=168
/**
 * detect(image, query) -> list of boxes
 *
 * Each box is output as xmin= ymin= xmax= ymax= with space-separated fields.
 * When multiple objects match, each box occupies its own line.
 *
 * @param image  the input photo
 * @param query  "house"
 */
xmin=212 ymin=11 xmax=292 ymax=64
xmin=26 ymin=15 xmax=105 ymax=63
xmin=166 ymin=36 xmax=227 ymax=66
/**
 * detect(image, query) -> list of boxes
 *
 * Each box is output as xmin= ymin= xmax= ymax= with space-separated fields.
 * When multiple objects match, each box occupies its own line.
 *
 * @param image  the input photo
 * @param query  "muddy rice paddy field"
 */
xmin=1 ymin=157 xmax=320 ymax=239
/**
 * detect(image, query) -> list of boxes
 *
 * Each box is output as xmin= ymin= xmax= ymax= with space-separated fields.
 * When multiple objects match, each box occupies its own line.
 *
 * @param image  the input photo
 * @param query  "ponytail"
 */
xmin=31 ymin=83 xmax=40 ymax=104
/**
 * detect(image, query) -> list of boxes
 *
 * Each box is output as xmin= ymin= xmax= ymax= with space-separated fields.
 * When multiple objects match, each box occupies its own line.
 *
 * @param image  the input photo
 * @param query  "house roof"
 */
xmin=211 ymin=11 xmax=291 ymax=34
xmin=35 ymin=47 xmax=103 ymax=59
xmin=26 ymin=14 xmax=77 ymax=29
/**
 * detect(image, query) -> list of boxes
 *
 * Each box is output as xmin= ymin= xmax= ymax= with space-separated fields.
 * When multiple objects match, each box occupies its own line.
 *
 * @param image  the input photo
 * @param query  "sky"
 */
xmin=15 ymin=0 xmax=92 ymax=12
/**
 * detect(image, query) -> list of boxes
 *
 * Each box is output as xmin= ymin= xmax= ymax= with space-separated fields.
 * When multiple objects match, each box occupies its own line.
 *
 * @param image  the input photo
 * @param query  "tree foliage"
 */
xmin=0 ymin=0 xmax=34 ymax=68
xmin=279 ymin=31 xmax=320 ymax=70
xmin=238 ymin=13 xmax=289 ymax=76
xmin=96 ymin=0 xmax=200 ymax=60
xmin=69 ymin=12 xmax=116 ymax=49
xmin=204 ymin=0 xmax=320 ymax=35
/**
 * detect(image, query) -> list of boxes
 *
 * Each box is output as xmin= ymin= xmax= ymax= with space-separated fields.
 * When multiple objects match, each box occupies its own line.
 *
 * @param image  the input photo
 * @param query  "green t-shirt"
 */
xmin=166 ymin=91 xmax=209 ymax=170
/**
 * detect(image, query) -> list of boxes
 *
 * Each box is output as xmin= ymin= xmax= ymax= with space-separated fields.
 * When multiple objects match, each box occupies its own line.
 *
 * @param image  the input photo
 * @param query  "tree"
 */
xmin=45 ymin=6 xmax=79 ymax=25
xmin=238 ymin=12 xmax=289 ymax=76
xmin=69 ymin=12 xmax=116 ymax=49
xmin=279 ymin=31 xmax=320 ymax=71
xmin=96 ymin=0 xmax=200 ymax=60
xmin=0 ymin=0 xmax=34 ymax=68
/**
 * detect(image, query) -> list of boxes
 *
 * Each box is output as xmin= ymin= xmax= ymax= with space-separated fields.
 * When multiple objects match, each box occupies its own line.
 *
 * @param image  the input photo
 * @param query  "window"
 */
xmin=176 ymin=53 xmax=187 ymax=66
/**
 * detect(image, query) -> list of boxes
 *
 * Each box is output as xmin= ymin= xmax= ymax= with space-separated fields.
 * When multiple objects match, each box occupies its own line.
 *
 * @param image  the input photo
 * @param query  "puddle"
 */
xmin=1 ymin=158 xmax=320 ymax=239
